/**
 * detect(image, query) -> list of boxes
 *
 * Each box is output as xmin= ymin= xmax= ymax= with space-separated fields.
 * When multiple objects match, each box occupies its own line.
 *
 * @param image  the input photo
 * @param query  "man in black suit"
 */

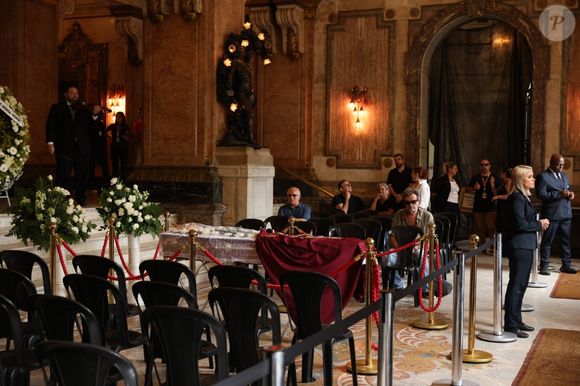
xmin=535 ymin=153 xmax=576 ymax=275
xmin=46 ymin=86 xmax=92 ymax=205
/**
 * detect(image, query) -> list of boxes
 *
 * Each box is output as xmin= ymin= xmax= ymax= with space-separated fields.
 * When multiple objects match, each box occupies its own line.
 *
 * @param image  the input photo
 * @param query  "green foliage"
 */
xmin=97 ymin=178 xmax=163 ymax=237
xmin=7 ymin=177 xmax=96 ymax=251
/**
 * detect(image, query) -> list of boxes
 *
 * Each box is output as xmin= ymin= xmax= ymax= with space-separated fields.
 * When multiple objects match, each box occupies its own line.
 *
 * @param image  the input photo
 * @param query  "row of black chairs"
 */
xmin=236 ymin=211 xmax=393 ymax=250
xmin=0 ymin=251 xmax=357 ymax=386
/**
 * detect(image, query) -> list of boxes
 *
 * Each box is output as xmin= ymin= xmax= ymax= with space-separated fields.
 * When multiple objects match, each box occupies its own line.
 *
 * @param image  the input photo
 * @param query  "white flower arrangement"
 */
xmin=7 ymin=177 xmax=96 ymax=251
xmin=0 ymin=85 xmax=30 ymax=191
xmin=97 ymin=178 xmax=162 ymax=237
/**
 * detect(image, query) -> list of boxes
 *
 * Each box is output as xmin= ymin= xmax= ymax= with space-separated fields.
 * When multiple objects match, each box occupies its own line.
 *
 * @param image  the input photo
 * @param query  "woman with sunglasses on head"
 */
xmin=504 ymin=165 xmax=550 ymax=338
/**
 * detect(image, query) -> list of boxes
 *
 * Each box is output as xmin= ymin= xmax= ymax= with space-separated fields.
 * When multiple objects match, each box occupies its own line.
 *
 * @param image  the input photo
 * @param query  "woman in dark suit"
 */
xmin=504 ymin=165 xmax=550 ymax=338
xmin=430 ymin=161 xmax=461 ymax=213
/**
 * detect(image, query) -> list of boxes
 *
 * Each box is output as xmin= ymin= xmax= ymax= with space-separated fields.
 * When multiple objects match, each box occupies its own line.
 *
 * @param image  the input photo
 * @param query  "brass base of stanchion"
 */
xmin=477 ymin=330 xmax=517 ymax=343
xmin=347 ymin=359 xmax=378 ymax=375
xmin=461 ymin=349 xmax=493 ymax=363
xmin=412 ymin=318 xmax=449 ymax=330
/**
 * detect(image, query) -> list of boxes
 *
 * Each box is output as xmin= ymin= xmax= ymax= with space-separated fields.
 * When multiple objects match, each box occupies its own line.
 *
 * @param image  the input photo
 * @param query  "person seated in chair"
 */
xmin=390 ymin=189 xmax=451 ymax=296
xmin=332 ymin=180 xmax=364 ymax=214
xmin=278 ymin=187 xmax=312 ymax=221
xmin=369 ymin=183 xmax=397 ymax=217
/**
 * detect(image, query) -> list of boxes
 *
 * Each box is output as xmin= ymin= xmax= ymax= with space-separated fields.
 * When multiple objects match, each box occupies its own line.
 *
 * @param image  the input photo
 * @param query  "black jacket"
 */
xmin=430 ymin=175 xmax=460 ymax=212
xmin=535 ymin=168 xmax=573 ymax=222
xmin=506 ymin=191 xmax=541 ymax=251
xmin=45 ymin=101 xmax=92 ymax=157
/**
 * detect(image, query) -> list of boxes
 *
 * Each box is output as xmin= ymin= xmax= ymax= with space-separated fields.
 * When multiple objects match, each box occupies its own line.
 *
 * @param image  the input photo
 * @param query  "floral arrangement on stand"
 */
xmin=96 ymin=178 xmax=163 ymax=237
xmin=7 ymin=176 xmax=95 ymax=251
xmin=0 ymin=85 xmax=30 ymax=191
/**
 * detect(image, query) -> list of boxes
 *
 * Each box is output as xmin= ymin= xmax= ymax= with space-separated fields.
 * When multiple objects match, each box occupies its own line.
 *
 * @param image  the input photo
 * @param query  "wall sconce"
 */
xmin=107 ymin=87 xmax=126 ymax=118
xmin=348 ymin=86 xmax=367 ymax=132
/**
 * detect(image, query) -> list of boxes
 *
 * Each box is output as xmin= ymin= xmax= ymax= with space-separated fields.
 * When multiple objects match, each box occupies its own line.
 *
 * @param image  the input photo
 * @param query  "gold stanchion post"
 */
xmin=348 ymin=238 xmax=378 ymax=375
xmin=163 ymin=211 xmax=170 ymax=232
xmin=462 ymin=234 xmax=493 ymax=363
xmin=188 ymin=230 xmax=197 ymax=276
xmin=288 ymin=217 xmax=296 ymax=235
xmin=413 ymin=223 xmax=448 ymax=330
xmin=108 ymin=217 xmax=116 ymax=262
xmin=49 ymin=223 xmax=58 ymax=294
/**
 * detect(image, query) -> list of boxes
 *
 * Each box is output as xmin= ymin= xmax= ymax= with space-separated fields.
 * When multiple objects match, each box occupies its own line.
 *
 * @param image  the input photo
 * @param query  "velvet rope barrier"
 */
xmin=417 ymin=239 xmax=443 ymax=312
xmin=56 ymin=243 xmax=69 ymax=276
xmin=60 ymin=240 xmax=78 ymax=257
xmin=112 ymin=236 xmax=143 ymax=281
xmin=370 ymin=261 xmax=382 ymax=351
xmin=152 ymin=240 xmax=161 ymax=260
xmin=100 ymin=234 xmax=109 ymax=257
xmin=375 ymin=237 xmax=424 ymax=258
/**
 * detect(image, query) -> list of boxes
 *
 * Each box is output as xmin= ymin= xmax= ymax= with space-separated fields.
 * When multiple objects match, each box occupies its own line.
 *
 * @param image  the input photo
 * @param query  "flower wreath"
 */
xmin=97 ymin=178 xmax=163 ymax=237
xmin=0 ymin=85 xmax=30 ymax=191
xmin=7 ymin=176 xmax=96 ymax=251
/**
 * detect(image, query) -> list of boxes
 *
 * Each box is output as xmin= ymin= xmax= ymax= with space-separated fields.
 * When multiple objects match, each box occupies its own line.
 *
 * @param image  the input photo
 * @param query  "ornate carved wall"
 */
xmin=325 ymin=9 xmax=395 ymax=169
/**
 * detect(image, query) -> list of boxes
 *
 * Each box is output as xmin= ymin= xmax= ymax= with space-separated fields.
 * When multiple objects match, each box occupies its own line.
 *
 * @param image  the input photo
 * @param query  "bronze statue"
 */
xmin=216 ymin=25 xmax=272 ymax=148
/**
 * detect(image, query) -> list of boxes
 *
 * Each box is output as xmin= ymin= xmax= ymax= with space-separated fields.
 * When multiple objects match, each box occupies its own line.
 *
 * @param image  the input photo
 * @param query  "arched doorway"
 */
xmin=405 ymin=1 xmax=549 ymax=178
xmin=428 ymin=20 xmax=532 ymax=183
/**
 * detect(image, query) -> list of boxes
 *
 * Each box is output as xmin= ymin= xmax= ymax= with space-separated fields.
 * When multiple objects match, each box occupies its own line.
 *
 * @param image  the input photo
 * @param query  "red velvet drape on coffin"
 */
xmin=255 ymin=230 xmax=364 ymax=324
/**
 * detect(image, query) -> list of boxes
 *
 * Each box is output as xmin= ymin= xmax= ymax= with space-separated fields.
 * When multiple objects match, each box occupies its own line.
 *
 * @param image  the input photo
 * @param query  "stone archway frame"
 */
xmin=405 ymin=1 xmax=549 ymax=171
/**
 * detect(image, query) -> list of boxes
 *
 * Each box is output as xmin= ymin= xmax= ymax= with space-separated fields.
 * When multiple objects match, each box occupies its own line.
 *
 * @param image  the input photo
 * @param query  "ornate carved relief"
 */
xmin=58 ymin=0 xmax=74 ymax=20
xmin=179 ymin=0 xmax=202 ymax=21
xmin=147 ymin=0 xmax=199 ymax=23
xmin=115 ymin=17 xmax=143 ymax=67
xmin=248 ymin=7 xmax=277 ymax=54
xmin=405 ymin=1 xmax=549 ymax=169
xmin=61 ymin=21 xmax=91 ymax=68
xmin=275 ymin=4 xmax=304 ymax=58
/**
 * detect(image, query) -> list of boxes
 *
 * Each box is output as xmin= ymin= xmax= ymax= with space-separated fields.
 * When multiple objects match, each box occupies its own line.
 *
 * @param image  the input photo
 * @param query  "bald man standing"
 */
xmin=536 ymin=154 xmax=576 ymax=275
xmin=278 ymin=187 xmax=312 ymax=220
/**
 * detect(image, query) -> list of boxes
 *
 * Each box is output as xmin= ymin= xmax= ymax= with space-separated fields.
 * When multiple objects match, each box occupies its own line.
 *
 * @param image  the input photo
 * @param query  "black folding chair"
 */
xmin=0 ymin=250 xmax=52 ymax=295
xmin=35 ymin=341 xmax=138 ymax=386
xmin=280 ymin=271 xmax=358 ymax=386
xmin=141 ymin=306 xmax=228 ymax=386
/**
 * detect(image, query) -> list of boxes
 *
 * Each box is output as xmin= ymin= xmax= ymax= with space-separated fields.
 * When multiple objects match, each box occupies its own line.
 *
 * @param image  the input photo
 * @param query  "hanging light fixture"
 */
xmin=348 ymin=86 xmax=368 ymax=133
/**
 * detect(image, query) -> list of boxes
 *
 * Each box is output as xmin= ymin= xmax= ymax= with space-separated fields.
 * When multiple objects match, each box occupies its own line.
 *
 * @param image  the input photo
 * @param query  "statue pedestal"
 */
xmin=215 ymin=146 xmax=275 ymax=225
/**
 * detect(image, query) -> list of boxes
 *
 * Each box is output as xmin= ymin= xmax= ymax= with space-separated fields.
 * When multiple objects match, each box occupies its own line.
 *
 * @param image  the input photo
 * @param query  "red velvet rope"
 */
xmin=112 ymin=236 xmax=142 ymax=281
xmin=370 ymin=261 xmax=381 ymax=351
xmin=60 ymin=240 xmax=78 ymax=257
xmin=56 ymin=243 xmax=69 ymax=275
xmin=152 ymin=240 xmax=161 ymax=260
xmin=100 ymin=234 xmax=109 ymax=257
xmin=168 ymin=246 xmax=184 ymax=261
xmin=417 ymin=239 xmax=443 ymax=312
xmin=375 ymin=238 xmax=423 ymax=257
xmin=197 ymin=244 xmax=224 ymax=266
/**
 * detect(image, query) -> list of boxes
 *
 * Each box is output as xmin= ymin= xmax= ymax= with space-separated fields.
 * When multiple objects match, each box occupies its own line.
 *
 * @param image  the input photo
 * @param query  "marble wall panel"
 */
xmin=145 ymin=16 xmax=201 ymax=166
xmin=325 ymin=10 xmax=394 ymax=168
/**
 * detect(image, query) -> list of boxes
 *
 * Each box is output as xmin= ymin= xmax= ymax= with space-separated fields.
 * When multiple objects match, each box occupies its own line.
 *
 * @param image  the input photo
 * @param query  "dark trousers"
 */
xmin=89 ymin=141 xmax=110 ymax=188
xmin=111 ymin=142 xmax=128 ymax=180
xmin=504 ymin=248 xmax=533 ymax=331
xmin=540 ymin=219 xmax=572 ymax=267
xmin=55 ymin=149 xmax=89 ymax=205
